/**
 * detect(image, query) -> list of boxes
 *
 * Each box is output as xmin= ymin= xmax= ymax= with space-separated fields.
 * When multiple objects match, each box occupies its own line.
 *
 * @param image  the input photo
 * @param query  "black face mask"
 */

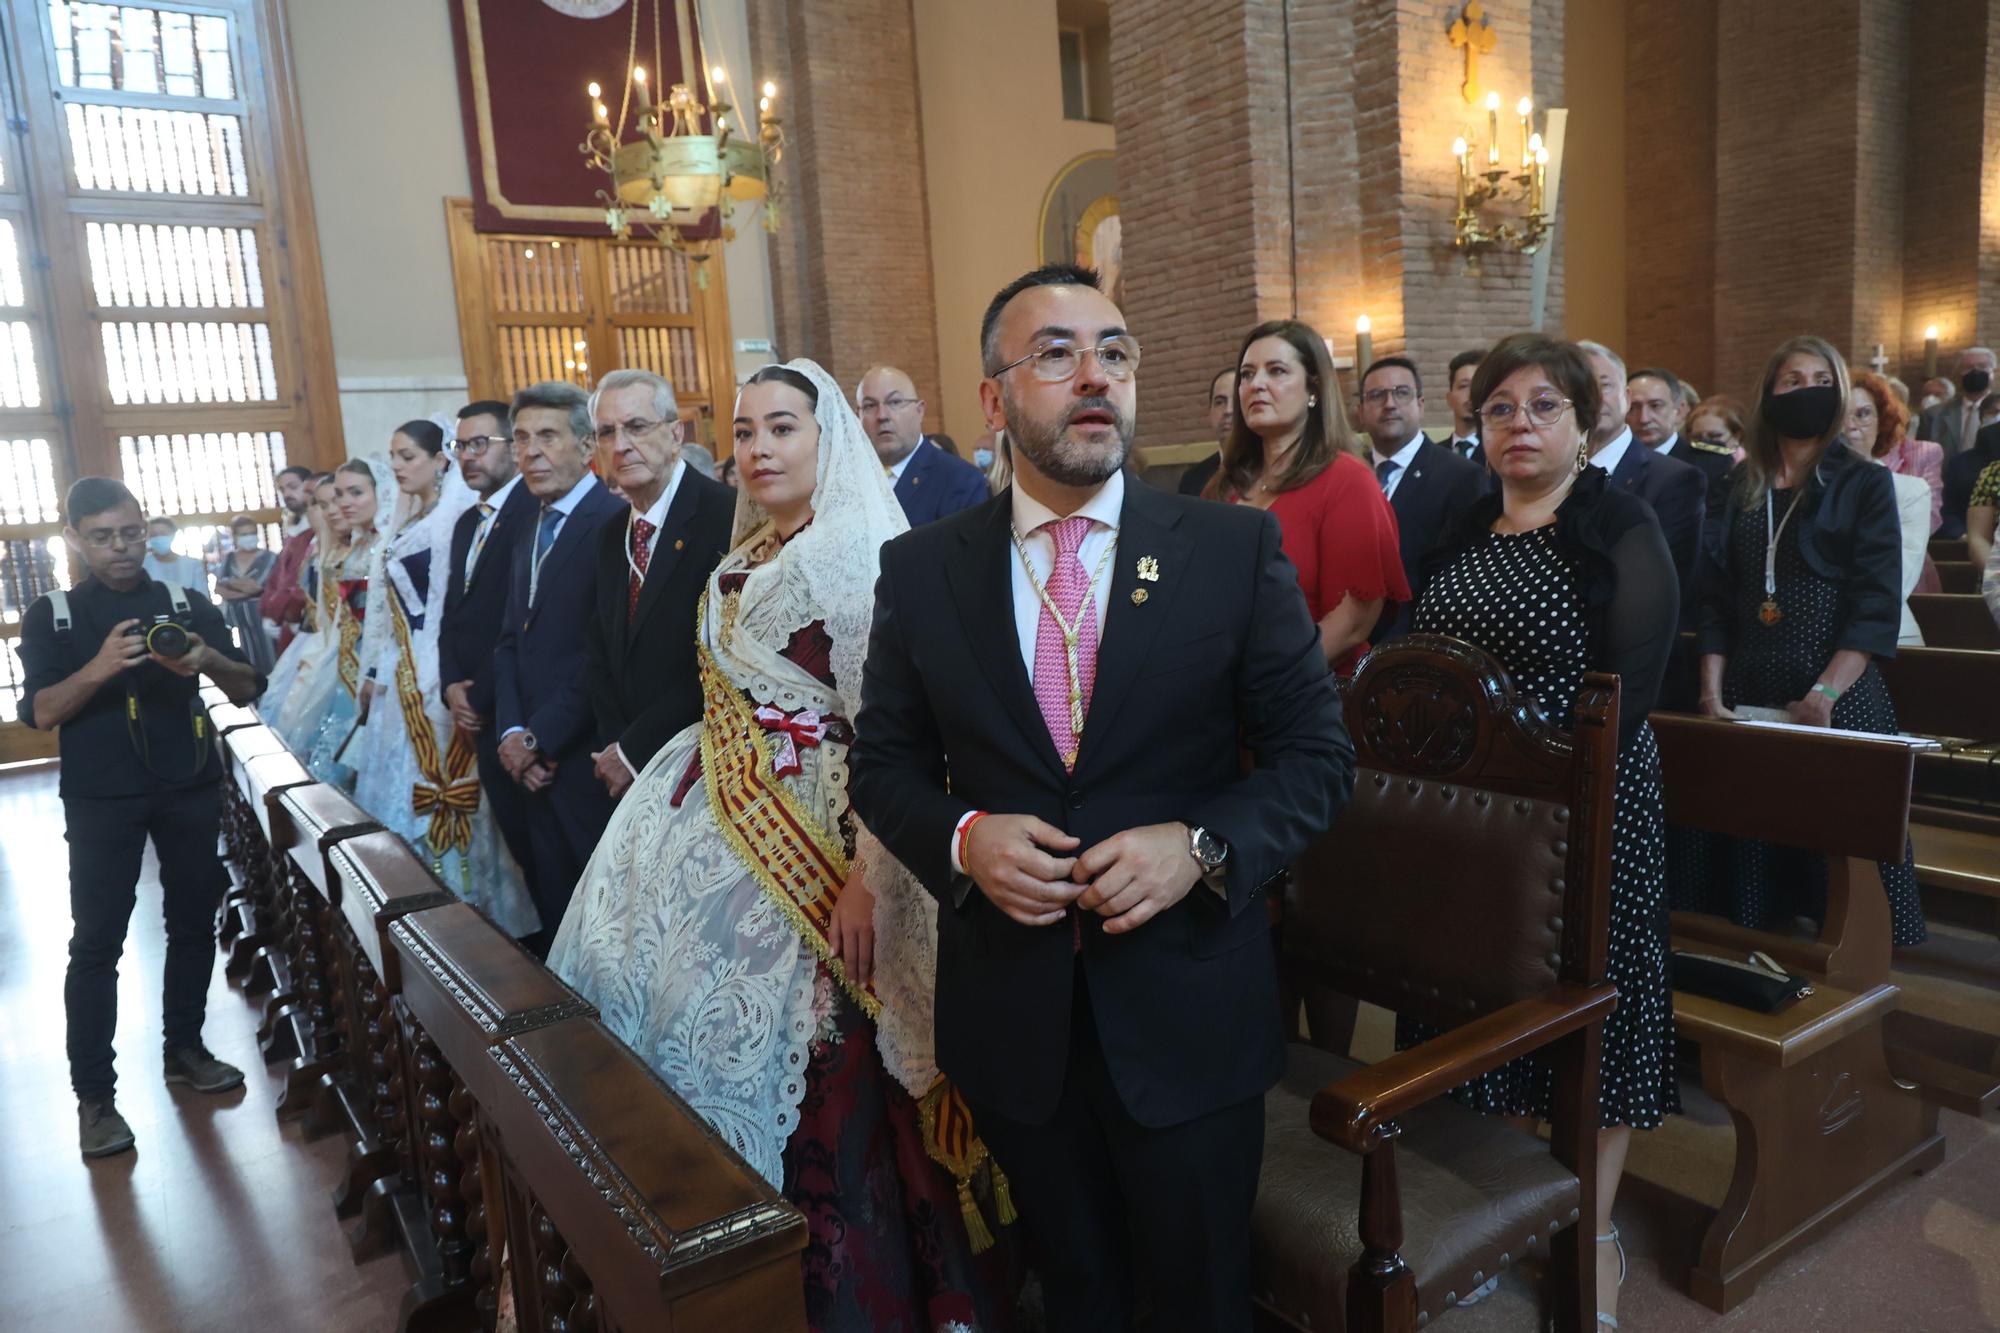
xmin=1761 ymin=384 xmax=1842 ymax=440
xmin=1962 ymin=369 xmax=1992 ymax=396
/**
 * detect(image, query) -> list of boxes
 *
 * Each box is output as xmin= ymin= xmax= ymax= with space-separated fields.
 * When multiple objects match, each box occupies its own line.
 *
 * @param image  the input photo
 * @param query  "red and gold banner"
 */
xmin=449 ymin=0 xmax=708 ymax=236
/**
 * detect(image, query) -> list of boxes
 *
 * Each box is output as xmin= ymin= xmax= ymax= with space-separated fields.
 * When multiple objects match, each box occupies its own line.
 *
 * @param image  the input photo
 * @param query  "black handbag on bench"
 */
xmin=1672 ymin=949 xmax=1815 ymax=1014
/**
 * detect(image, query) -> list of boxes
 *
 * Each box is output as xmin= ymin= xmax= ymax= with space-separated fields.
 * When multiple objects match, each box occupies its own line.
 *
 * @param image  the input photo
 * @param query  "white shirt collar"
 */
xmin=480 ymin=471 xmax=523 ymax=512
xmin=886 ymin=436 xmax=928 ymax=483
xmin=637 ymin=456 xmax=686 ymax=528
xmin=1648 ymin=431 xmax=1679 ymax=455
xmin=1592 ymin=426 xmax=1636 ymax=476
xmin=1383 ymin=431 xmax=1426 ymax=471
xmin=1011 ymin=466 xmax=1125 ymax=538
xmin=545 ymin=470 xmax=597 ymax=516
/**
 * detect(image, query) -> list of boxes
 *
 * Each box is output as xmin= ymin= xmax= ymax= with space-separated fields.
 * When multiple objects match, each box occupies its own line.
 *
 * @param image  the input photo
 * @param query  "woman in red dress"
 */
xmin=1207 ymin=319 xmax=1410 ymax=673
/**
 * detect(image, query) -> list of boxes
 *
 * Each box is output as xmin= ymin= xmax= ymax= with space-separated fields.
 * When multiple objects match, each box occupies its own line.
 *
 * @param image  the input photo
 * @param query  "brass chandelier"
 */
xmin=579 ymin=0 xmax=783 ymax=274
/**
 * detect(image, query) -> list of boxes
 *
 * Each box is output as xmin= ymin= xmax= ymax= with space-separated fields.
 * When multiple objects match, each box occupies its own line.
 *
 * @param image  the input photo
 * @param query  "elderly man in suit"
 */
xmin=1918 ymin=346 xmax=1997 ymax=457
xmin=1358 ymin=355 xmax=1486 ymax=639
xmin=852 ymin=263 xmax=1353 ymax=1332
xmin=1579 ymin=342 xmax=1707 ymax=589
xmin=440 ymin=398 xmax=539 ymax=892
xmin=1628 ymin=365 xmax=1734 ymax=489
xmin=857 ymin=365 xmax=990 ymax=525
xmin=492 ymin=381 xmax=625 ymax=953
xmin=582 ymin=369 xmax=736 ymax=800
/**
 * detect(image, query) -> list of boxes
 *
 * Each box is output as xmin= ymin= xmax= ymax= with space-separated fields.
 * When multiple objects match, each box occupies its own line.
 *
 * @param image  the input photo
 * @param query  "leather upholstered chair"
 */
xmin=1253 ymin=634 xmax=1621 ymax=1333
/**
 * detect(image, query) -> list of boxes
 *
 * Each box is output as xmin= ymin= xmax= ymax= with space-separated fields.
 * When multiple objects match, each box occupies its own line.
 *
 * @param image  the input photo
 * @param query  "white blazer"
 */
xmin=1889 ymin=469 xmax=1930 ymax=645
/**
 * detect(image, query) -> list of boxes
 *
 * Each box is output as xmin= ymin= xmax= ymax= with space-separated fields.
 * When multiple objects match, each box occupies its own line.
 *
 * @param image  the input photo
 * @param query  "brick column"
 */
xmin=1625 ymin=3 xmax=1718 ymax=389
xmin=1110 ymin=0 xmax=1564 ymax=445
xmin=747 ymin=0 xmax=941 ymax=411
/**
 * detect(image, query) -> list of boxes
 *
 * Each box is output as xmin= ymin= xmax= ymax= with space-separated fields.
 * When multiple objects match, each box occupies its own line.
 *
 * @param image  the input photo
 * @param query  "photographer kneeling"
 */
xmin=18 ymin=478 xmax=265 ymax=1159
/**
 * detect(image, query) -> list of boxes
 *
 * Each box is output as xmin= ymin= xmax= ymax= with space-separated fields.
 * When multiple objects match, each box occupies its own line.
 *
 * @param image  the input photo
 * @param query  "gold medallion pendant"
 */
xmin=1758 ymin=598 xmax=1782 ymax=626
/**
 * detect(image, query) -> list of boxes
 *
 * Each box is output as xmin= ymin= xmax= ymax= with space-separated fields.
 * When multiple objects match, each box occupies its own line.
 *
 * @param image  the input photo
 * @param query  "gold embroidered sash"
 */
xmin=387 ymin=589 xmax=480 ymax=857
xmin=695 ymin=589 xmax=1015 ymax=1250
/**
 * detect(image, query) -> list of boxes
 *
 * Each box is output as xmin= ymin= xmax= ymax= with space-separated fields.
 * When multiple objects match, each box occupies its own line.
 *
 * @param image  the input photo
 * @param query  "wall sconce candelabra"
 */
xmin=1451 ymin=91 xmax=1549 ymax=259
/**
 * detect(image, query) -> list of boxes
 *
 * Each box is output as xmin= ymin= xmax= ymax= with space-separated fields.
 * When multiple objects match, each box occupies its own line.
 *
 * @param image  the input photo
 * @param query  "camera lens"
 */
xmin=146 ymin=621 xmax=190 ymax=659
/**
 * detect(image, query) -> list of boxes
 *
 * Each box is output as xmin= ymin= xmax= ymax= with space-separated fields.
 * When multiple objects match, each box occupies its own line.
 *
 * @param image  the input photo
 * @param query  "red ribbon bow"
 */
xmin=753 ymin=704 xmax=830 ymax=779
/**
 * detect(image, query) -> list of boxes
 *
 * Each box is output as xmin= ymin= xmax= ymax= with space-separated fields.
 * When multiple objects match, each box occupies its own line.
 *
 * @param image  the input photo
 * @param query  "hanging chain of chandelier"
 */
xmin=579 ymin=0 xmax=784 ymax=273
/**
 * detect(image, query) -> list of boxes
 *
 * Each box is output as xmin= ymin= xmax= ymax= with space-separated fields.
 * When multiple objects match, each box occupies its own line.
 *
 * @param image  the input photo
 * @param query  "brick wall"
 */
xmin=746 ymin=0 xmax=941 ymax=414
xmin=1714 ymin=2 xmax=1865 ymax=400
xmin=1109 ymin=0 xmax=1289 ymax=448
xmin=1854 ymin=0 xmax=1911 ymax=384
xmin=1624 ymin=0 xmax=1718 ymax=391
xmin=1901 ymin=0 xmax=1986 ymax=379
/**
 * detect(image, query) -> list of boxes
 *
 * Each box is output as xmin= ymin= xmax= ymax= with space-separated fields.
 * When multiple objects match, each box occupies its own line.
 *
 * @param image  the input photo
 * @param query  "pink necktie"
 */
xmin=1031 ymin=516 xmax=1098 ymax=771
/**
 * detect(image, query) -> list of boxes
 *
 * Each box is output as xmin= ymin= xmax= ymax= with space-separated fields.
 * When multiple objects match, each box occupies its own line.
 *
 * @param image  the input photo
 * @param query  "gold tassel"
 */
xmin=992 ymin=1164 xmax=1019 ymax=1225
xmin=957 ymin=1176 xmax=995 ymax=1254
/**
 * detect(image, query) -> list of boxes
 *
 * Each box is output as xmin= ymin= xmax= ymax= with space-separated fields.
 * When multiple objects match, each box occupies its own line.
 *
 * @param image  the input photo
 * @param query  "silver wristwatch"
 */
xmin=1189 ymin=824 xmax=1229 ymax=896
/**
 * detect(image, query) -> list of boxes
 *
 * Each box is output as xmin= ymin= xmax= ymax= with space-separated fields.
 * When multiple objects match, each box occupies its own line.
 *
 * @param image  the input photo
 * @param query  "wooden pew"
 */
xmin=322 ymin=830 xmax=459 ymax=1222
xmin=1929 ymin=535 xmax=1968 ymax=563
xmin=379 ymin=901 xmax=599 ymax=1327
xmin=1257 ymin=636 xmax=1621 ymax=1332
xmin=480 ymin=1020 xmax=811 ymax=1330
xmin=218 ymin=733 xmax=311 ymax=986
xmin=1934 ymin=561 xmax=1980 ymax=595
xmin=1654 ymin=714 xmax=1945 ymax=1312
xmin=259 ymin=784 xmax=380 ymax=1112
xmin=1874 ymin=647 xmax=2000 ymax=1117
xmin=217 ymin=720 xmax=288 ymax=871
xmin=1908 ymin=593 xmax=2000 ymax=650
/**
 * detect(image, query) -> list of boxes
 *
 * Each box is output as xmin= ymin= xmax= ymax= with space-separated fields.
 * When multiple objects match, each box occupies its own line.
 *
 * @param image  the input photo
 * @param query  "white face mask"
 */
xmin=1920 ymin=395 xmax=1941 ymax=411
xmin=235 ymin=533 xmax=261 ymax=551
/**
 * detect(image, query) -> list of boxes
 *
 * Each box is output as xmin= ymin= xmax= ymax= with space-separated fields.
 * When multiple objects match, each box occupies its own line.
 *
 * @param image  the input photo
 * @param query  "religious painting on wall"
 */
xmin=1038 ymin=151 xmax=1121 ymax=306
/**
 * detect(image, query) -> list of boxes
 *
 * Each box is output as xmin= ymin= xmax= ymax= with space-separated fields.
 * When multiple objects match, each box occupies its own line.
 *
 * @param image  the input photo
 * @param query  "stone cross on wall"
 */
xmin=1448 ymin=1 xmax=1498 ymax=105
xmin=1868 ymin=344 xmax=1890 ymax=374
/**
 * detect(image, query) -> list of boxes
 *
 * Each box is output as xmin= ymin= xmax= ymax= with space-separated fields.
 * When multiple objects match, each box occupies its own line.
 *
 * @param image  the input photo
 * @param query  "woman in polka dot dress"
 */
xmin=1675 ymin=336 xmax=1925 ymax=947
xmin=1394 ymin=332 xmax=1680 ymax=1329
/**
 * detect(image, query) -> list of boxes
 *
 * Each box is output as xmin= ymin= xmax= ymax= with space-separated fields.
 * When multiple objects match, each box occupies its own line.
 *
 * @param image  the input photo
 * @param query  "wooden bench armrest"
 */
xmin=1309 ymin=982 xmax=1619 ymax=1153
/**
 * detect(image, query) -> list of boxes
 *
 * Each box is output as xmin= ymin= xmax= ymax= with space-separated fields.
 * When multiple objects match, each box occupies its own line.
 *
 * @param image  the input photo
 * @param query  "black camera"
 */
xmin=126 ymin=615 xmax=191 ymax=659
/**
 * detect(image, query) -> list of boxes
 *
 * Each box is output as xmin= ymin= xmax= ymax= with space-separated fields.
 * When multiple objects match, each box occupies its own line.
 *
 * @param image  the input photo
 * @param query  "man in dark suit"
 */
xmin=1917 ymin=346 xmax=1996 ymax=457
xmin=492 ymin=381 xmax=626 ymax=953
xmin=440 ymin=399 xmax=540 ymax=897
xmin=582 ymin=369 xmax=736 ymax=798
xmin=1628 ymin=365 xmax=1733 ymax=489
xmin=1358 ymin=355 xmax=1486 ymax=639
xmin=851 ymin=264 xmax=1354 ymax=1333
xmin=1580 ymin=342 xmax=1708 ymax=588
xmin=857 ymin=365 xmax=991 ymax=524
xmin=1175 ymin=365 xmax=1236 ymax=496
xmin=1942 ymin=420 xmax=2000 ymax=538
xmin=1443 ymin=347 xmax=1486 ymax=462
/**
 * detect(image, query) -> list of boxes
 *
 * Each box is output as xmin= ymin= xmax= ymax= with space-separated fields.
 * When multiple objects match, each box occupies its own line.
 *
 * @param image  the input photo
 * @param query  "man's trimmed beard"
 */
xmin=1003 ymin=387 xmax=1134 ymax=487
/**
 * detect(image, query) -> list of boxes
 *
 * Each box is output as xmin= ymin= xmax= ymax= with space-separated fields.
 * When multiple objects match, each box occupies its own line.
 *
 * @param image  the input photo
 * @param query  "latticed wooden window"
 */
xmin=0 ymin=0 xmax=337 ymax=755
xmin=444 ymin=199 xmax=735 ymax=448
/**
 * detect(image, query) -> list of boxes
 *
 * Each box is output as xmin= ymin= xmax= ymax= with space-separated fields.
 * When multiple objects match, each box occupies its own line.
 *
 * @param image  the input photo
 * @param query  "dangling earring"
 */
xmin=1308 ymin=395 xmax=1319 ymax=408
xmin=1576 ymin=436 xmax=1590 ymax=473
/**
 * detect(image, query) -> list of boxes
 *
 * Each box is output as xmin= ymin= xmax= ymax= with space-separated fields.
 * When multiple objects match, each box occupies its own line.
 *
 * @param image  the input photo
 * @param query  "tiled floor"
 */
xmin=2 ymin=759 xmax=1997 ymax=1332
xmin=0 ymin=765 xmax=406 ymax=1332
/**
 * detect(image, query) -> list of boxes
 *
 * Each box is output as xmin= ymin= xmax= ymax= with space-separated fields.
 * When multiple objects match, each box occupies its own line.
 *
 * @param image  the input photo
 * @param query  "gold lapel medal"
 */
xmin=1136 ymin=555 xmax=1159 ymax=582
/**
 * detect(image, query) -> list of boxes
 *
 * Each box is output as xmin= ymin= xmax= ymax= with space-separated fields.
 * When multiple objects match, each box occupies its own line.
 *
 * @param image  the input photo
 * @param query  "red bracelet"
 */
xmin=957 ymin=811 xmax=989 ymax=873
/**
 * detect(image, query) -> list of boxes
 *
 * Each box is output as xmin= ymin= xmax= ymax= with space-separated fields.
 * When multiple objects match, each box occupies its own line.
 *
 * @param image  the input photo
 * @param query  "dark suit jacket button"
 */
xmin=1069 ymin=791 xmax=1085 ymax=810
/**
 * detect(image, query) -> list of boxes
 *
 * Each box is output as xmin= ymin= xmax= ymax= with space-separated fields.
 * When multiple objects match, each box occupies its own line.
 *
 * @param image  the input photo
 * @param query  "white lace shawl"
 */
xmin=358 ymin=443 xmax=476 ymax=695
xmin=723 ymin=358 xmax=941 ymax=1103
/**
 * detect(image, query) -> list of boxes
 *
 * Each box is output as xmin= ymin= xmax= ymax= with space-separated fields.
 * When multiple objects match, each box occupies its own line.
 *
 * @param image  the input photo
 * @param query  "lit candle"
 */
xmin=1485 ymin=91 xmax=1500 ymax=167
xmin=711 ymin=65 xmax=727 ymax=86
xmin=1517 ymin=96 xmax=1532 ymax=169
xmin=587 ymin=81 xmax=601 ymax=100
xmin=1453 ymin=136 xmax=1468 ymax=212
xmin=1925 ymin=324 xmax=1940 ymax=377
xmin=1356 ymin=314 xmax=1373 ymax=373
xmin=762 ymin=80 xmax=777 ymax=99
xmin=633 ymin=65 xmax=650 ymax=109
xmin=594 ymin=101 xmax=609 ymax=124
xmin=1533 ymin=144 xmax=1548 ymax=214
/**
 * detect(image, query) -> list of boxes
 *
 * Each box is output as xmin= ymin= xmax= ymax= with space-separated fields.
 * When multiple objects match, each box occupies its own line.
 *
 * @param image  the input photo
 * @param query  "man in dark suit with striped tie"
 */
xmin=493 ymin=381 xmax=625 ymax=952
xmin=858 ymin=365 xmax=992 ymax=525
xmin=1358 ymin=356 xmax=1486 ymax=639
xmin=583 ymin=369 xmax=735 ymax=799
xmin=439 ymin=399 xmax=540 ymax=892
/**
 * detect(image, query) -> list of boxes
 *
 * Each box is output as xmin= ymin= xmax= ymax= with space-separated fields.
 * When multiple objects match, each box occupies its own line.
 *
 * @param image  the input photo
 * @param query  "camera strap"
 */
xmin=121 ymin=581 xmax=209 ymax=784
xmin=45 ymin=581 xmax=188 ymax=636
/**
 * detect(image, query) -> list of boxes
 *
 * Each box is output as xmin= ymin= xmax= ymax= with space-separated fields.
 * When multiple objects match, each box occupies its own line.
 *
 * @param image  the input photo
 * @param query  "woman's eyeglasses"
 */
xmin=1476 ymin=395 xmax=1573 ymax=428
